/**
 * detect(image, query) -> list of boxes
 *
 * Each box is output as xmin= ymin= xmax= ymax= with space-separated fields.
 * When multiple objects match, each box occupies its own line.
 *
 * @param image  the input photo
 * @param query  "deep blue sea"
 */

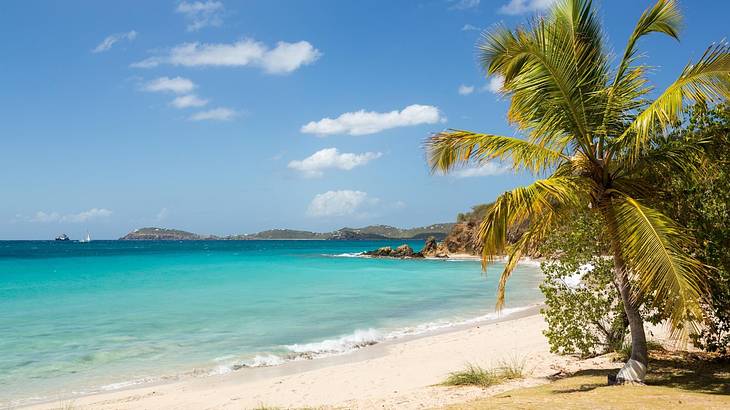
xmin=0 ymin=240 xmax=543 ymax=406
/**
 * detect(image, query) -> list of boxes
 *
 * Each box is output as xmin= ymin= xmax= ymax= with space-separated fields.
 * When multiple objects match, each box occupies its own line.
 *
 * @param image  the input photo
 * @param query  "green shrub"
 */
xmin=538 ymin=212 xmax=628 ymax=358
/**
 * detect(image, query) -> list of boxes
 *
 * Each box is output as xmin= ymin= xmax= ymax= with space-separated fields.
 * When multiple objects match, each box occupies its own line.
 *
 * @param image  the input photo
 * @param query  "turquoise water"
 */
xmin=0 ymin=240 xmax=543 ymax=405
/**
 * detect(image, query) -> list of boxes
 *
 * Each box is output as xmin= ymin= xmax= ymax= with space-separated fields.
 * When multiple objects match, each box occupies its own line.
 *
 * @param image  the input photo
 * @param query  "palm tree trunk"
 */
xmin=612 ymin=246 xmax=648 ymax=383
xmin=606 ymin=210 xmax=648 ymax=383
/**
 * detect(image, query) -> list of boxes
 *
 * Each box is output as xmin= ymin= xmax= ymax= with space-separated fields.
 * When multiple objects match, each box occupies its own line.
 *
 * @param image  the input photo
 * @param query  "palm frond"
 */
xmin=617 ymin=41 xmax=730 ymax=161
xmin=426 ymin=129 xmax=567 ymax=175
xmin=475 ymin=176 xmax=591 ymax=309
xmin=608 ymin=193 xmax=706 ymax=331
xmin=614 ymin=0 xmax=682 ymax=83
xmin=477 ymin=0 xmax=609 ymax=156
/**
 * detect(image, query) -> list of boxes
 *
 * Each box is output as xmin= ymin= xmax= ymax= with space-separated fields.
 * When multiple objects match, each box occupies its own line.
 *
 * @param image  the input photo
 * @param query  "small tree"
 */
xmin=539 ymin=212 xmax=627 ymax=358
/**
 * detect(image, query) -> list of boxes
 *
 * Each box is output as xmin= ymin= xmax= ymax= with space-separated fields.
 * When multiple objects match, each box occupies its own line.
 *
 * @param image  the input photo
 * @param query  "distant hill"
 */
xmin=119 ymin=227 xmax=218 ymax=241
xmin=119 ymin=224 xmax=454 ymax=241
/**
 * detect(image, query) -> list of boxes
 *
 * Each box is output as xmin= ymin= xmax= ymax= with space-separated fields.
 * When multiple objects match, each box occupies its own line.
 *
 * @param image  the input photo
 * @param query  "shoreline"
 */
xmin=22 ymin=305 xmax=547 ymax=409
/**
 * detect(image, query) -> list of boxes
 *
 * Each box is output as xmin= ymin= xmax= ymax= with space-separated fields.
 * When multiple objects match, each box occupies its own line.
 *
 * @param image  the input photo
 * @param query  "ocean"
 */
xmin=0 ymin=240 xmax=544 ymax=406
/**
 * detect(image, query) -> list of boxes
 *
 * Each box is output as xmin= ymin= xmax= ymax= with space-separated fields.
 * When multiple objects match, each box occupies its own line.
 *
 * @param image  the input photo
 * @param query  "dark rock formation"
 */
xmin=421 ymin=236 xmax=449 ymax=258
xmin=363 ymin=244 xmax=425 ymax=258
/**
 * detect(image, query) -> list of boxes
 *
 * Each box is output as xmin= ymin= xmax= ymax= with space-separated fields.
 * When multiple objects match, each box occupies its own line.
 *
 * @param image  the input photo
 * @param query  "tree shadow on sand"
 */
xmin=551 ymin=350 xmax=730 ymax=395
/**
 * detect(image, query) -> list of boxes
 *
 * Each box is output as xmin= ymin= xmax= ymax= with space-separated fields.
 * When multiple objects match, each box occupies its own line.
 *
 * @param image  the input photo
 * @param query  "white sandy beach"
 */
xmin=26 ymin=308 xmax=644 ymax=410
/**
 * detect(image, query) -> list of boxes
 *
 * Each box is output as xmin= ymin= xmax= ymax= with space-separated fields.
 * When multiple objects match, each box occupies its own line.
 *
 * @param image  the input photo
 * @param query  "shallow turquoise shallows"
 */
xmin=0 ymin=240 xmax=543 ymax=405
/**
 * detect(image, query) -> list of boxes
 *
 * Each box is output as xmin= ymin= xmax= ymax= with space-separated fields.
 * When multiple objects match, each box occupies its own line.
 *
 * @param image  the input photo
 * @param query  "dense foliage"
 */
xmin=539 ymin=212 xmax=626 ymax=358
xmin=654 ymin=104 xmax=730 ymax=353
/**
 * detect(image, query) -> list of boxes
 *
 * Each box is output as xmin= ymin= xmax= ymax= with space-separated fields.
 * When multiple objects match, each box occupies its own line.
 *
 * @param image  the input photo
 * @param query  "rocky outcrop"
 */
xmin=363 ymin=244 xmax=424 ymax=258
xmin=442 ymin=221 xmax=482 ymax=255
xmin=421 ymin=236 xmax=449 ymax=258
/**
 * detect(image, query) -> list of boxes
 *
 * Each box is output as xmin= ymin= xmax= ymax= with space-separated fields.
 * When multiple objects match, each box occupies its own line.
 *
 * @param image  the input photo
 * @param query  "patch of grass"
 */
xmin=444 ymin=359 xmax=527 ymax=389
xmin=497 ymin=356 xmax=529 ymax=380
xmin=444 ymin=364 xmax=503 ymax=388
xmin=54 ymin=400 xmax=78 ymax=410
xmin=443 ymin=351 xmax=730 ymax=409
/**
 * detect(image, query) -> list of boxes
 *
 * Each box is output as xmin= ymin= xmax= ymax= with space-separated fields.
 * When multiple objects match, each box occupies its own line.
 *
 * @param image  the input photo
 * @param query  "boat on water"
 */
xmin=55 ymin=234 xmax=70 ymax=241
xmin=79 ymin=232 xmax=91 ymax=243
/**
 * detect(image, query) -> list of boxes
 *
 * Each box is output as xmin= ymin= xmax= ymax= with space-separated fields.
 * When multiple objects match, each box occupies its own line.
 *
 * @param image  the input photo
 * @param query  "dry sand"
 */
xmin=26 ymin=307 xmax=641 ymax=410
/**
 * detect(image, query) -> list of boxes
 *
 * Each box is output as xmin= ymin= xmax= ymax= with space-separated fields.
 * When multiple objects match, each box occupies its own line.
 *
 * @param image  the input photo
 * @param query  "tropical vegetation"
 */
xmin=427 ymin=0 xmax=730 ymax=382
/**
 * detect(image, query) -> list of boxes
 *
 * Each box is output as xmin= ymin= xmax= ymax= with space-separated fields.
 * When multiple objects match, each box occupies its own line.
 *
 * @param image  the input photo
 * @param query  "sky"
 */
xmin=1 ymin=0 xmax=728 ymax=240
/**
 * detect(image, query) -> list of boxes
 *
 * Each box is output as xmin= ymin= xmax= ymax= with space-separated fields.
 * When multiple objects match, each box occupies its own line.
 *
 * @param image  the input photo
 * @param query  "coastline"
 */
xmin=21 ymin=305 xmax=619 ymax=410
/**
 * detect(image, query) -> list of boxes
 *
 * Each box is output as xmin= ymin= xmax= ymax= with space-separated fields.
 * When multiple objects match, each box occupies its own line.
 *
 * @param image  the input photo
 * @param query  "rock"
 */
xmin=364 ymin=244 xmax=424 ymax=258
xmin=395 ymin=244 xmax=414 ymax=257
xmin=364 ymin=246 xmax=393 ymax=257
xmin=422 ymin=236 xmax=438 ymax=255
xmin=421 ymin=236 xmax=449 ymax=258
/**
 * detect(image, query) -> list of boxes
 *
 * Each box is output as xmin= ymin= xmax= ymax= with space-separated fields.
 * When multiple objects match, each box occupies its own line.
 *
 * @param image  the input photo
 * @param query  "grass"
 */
xmin=443 ymin=357 xmax=529 ymax=388
xmin=443 ymin=350 xmax=730 ymax=409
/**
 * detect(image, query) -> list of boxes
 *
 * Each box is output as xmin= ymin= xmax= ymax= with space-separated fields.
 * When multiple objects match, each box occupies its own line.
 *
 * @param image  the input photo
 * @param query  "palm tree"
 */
xmin=427 ymin=0 xmax=729 ymax=383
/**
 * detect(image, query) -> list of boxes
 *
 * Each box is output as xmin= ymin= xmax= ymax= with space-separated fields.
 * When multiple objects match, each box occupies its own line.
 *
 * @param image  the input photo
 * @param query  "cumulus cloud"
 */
xmin=301 ymin=104 xmax=444 ymax=136
xmin=484 ymin=75 xmax=505 ymax=94
xmin=189 ymin=107 xmax=236 ymax=121
xmin=28 ymin=208 xmax=113 ymax=223
xmin=171 ymin=94 xmax=209 ymax=108
xmin=306 ymin=190 xmax=373 ymax=217
xmin=449 ymin=0 xmax=480 ymax=10
xmin=131 ymin=39 xmax=322 ymax=74
xmin=176 ymin=1 xmax=225 ymax=31
xmin=452 ymin=163 xmax=509 ymax=178
xmin=92 ymin=30 xmax=137 ymax=53
xmin=143 ymin=76 xmax=196 ymax=94
xmin=499 ymin=0 xmax=556 ymax=15
xmin=288 ymin=148 xmax=382 ymax=178
xmin=458 ymin=84 xmax=475 ymax=95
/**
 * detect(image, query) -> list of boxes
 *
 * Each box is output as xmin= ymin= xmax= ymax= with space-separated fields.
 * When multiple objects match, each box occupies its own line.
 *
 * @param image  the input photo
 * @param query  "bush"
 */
xmin=538 ymin=211 xmax=628 ymax=358
xmin=652 ymin=104 xmax=730 ymax=354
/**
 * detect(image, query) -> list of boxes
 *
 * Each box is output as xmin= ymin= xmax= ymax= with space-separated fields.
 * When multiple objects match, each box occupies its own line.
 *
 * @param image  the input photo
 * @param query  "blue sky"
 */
xmin=1 ymin=0 xmax=727 ymax=239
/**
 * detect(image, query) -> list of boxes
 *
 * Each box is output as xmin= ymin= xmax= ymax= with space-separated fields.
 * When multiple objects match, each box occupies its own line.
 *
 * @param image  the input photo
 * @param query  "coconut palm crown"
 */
xmin=427 ymin=0 xmax=730 ymax=382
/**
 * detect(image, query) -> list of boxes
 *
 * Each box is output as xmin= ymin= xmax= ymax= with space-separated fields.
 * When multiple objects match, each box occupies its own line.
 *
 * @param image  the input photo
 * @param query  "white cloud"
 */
xmin=176 ymin=1 xmax=225 ymax=31
xmin=131 ymin=39 xmax=322 ymax=74
xmin=62 ymin=208 xmax=113 ymax=223
xmin=31 ymin=211 xmax=61 ymax=223
xmin=92 ymin=30 xmax=137 ymax=53
xmin=288 ymin=148 xmax=382 ymax=178
xmin=307 ymin=190 xmax=372 ymax=217
xmin=452 ymin=163 xmax=509 ymax=178
xmin=301 ymin=104 xmax=444 ymax=136
xmin=171 ymin=94 xmax=209 ymax=108
xmin=458 ymin=84 xmax=475 ymax=95
xmin=499 ymin=0 xmax=556 ymax=15
xmin=143 ymin=76 xmax=196 ymax=94
xmin=461 ymin=24 xmax=481 ymax=31
xmin=189 ymin=107 xmax=236 ymax=121
xmin=484 ymin=75 xmax=505 ymax=94
xmin=450 ymin=0 xmax=480 ymax=10
xmin=28 ymin=208 xmax=113 ymax=223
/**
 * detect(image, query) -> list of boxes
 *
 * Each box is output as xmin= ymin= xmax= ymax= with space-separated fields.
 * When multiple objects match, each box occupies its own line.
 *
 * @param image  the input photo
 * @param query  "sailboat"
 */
xmin=79 ymin=231 xmax=91 ymax=243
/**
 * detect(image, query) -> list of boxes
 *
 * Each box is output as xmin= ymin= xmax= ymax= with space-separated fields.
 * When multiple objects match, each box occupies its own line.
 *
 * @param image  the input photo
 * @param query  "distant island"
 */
xmin=119 ymin=224 xmax=456 ymax=241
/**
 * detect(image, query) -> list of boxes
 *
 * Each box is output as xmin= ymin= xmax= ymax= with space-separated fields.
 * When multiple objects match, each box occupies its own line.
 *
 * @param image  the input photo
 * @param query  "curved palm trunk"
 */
xmin=606 ymin=208 xmax=648 ymax=383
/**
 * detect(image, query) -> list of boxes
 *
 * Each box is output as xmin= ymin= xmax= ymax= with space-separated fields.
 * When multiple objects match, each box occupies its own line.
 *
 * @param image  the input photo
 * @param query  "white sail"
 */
xmin=80 ymin=232 xmax=91 ymax=243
